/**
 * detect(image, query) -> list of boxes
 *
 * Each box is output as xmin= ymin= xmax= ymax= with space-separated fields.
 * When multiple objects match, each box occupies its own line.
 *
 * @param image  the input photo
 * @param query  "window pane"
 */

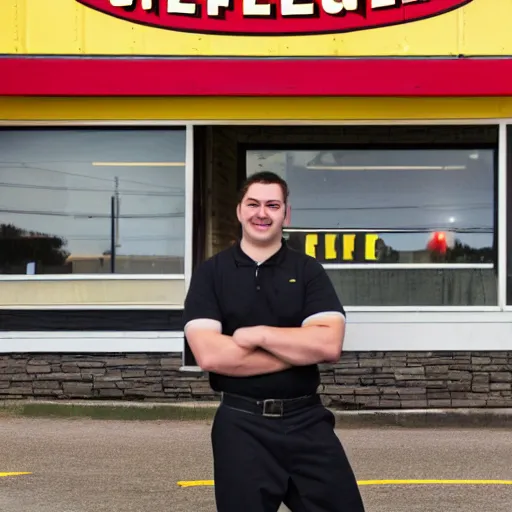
xmin=0 ymin=128 xmax=186 ymax=275
xmin=249 ymin=148 xmax=495 ymax=263
xmin=247 ymin=145 xmax=497 ymax=306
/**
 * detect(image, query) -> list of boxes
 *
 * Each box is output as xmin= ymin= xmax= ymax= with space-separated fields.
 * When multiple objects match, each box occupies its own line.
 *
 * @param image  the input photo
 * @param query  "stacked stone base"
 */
xmin=0 ymin=353 xmax=215 ymax=402
xmin=320 ymin=352 xmax=512 ymax=409
xmin=1 ymin=352 xmax=511 ymax=408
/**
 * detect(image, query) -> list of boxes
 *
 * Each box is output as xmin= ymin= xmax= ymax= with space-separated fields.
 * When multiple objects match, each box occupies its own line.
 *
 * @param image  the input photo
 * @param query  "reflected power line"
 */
xmin=0 ymin=182 xmax=183 ymax=196
xmin=0 ymin=208 xmax=184 ymax=218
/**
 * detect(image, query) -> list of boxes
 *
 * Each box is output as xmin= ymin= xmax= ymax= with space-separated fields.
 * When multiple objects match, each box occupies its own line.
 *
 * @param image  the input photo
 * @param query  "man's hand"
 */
xmin=232 ymin=326 xmax=267 ymax=350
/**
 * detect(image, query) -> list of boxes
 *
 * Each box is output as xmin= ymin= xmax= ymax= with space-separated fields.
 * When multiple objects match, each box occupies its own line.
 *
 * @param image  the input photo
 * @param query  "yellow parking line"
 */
xmin=358 ymin=480 xmax=512 ymax=486
xmin=178 ymin=480 xmax=214 ymax=487
xmin=177 ymin=479 xmax=512 ymax=488
xmin=0 ymin=472 xmax=32 ymax=478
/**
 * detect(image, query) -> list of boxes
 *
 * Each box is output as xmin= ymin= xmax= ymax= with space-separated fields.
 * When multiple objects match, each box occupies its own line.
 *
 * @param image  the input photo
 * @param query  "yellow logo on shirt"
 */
xmin=289 ymin=279 xmax=296 ymax=283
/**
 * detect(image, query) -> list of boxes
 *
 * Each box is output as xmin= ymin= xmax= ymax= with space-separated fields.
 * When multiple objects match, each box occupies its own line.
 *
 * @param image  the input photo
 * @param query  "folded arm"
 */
xmin=258 ymin=312 xmax=345 ymax=366
xmin=185 ymin=319 xmax=292 ymax=377
xmin=255 ymin=257 xmax=347 ymax=366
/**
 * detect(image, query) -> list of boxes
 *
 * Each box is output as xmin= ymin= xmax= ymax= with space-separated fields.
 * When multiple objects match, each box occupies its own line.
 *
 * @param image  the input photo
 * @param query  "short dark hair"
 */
xmin=238 ymin=171 xmax=290 ymax=205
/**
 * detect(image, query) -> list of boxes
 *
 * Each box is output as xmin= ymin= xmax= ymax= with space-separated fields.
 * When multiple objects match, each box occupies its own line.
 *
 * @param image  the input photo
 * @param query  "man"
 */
xmin=183 ymin=171 xmax=365 ymax=512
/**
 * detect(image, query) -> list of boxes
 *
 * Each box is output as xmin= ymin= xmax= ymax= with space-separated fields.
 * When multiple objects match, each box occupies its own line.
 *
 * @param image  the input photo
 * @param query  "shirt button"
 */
xmin=256 ymin=286 xmax=261 ymax=290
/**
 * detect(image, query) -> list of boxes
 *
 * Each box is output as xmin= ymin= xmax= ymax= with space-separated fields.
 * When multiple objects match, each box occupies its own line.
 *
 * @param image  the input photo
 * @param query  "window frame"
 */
xmin=502 ymin=122 xmax=511 ymax=310
xmin=0 ymin=123 xmax=194 ymax=288
xmin=241 ymin=133 xmax=504 ymax=313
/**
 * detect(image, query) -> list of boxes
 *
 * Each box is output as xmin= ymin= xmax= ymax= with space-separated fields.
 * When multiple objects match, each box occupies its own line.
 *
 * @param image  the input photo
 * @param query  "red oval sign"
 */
xmin=76 ymin=0 xmax=473 ymax=36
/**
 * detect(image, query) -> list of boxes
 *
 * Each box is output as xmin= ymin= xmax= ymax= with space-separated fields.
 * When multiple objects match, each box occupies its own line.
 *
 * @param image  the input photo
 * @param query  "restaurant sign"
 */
xmin=76 ymin=0 xmax=472 ymax=36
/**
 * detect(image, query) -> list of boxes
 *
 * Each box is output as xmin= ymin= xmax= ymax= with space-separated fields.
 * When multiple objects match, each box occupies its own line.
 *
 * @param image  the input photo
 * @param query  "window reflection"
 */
xmin=285 ymin=230 xmax=494 ymax=265
xmin=248 ymin=149 xmax=495 ymax=265
xmin=0 ymin=128 xmax=186 ymax=275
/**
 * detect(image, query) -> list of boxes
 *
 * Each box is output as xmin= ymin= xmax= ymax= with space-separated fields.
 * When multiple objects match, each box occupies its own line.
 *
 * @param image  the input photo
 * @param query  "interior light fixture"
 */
xmin=305 ymin=165 xmax=467 ymax=171
xmin=92 ymin=162 xmax=185 ymax=167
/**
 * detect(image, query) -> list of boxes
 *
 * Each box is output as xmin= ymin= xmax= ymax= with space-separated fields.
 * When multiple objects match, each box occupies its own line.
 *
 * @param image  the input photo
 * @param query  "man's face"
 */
xmin=237 ymin=183 xmax=286 ymax=245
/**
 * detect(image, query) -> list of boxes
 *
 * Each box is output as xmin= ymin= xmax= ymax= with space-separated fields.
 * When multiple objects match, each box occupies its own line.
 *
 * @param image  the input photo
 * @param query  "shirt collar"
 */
xmin=233 ymin=238 xmax=288 ymax=267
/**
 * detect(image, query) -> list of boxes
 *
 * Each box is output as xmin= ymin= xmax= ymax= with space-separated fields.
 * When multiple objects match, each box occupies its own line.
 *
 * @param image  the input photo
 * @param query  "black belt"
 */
xmin=220 ymin=392 xmax=321 ymax=417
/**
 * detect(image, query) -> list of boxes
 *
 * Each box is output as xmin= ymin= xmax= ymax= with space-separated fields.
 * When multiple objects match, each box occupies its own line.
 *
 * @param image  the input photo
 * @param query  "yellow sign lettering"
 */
xmin=325 ymin=233 xmax=338 ymax=260
xmin=365 ymin=234 xmax=379 ymax=261
xmin=305 ymin=233 xmax=318 ymax=258
xmin=343 ymin=234 xmax=355 ymax=261
xmin=300 ymin=232 xmax=380 ymax=263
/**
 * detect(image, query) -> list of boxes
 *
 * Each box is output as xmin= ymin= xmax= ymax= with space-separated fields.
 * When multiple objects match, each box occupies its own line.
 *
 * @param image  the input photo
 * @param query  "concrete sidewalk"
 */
xmin=2 ymin=399 xmax=512 ymax=427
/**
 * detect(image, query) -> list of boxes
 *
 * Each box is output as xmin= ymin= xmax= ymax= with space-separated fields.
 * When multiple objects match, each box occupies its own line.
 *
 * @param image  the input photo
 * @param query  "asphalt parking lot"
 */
xmin=1 ymin=416 xmax=512 ymax=512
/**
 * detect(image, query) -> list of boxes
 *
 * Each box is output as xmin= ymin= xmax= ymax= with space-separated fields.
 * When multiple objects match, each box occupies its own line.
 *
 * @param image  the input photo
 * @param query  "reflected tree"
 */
xmin=0 ymin=223 xmax=70 ymax=273
xmin=446 ymin=239 xmax=494 ymax=264
xmin=375 ymin=238 xmax=399 ymax=262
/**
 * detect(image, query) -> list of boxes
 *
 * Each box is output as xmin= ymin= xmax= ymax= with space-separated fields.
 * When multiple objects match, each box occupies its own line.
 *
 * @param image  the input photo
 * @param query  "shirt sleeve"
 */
xmin=302 ymin=257 xmax=346 ymax=324
xmin=182 ymin=259 xmax=223 ymax=328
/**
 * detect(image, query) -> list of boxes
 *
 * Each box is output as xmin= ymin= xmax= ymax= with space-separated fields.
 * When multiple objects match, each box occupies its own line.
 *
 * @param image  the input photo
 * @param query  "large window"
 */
xmin=0 ymin=128 xmax=186 ymax=276
xmin=246 ymin=135 xmax=498 ymax=307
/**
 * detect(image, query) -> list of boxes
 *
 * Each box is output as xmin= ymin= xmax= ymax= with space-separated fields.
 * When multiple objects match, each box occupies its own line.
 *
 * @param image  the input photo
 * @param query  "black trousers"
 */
xmin=211 ymin=399 xmax=366 ymax=512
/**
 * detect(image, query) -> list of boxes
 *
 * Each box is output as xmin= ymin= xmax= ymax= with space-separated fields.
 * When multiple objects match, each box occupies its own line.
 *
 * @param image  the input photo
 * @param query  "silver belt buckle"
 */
xmin=262 ymin=399 xmax=284 ymax=417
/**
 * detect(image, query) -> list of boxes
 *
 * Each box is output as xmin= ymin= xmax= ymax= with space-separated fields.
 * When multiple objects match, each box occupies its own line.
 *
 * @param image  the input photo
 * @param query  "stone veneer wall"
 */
xmin=0 ymin=354 xmax=214 ymax=402
xmin=1 ymin=352 xmax=512 ymax=408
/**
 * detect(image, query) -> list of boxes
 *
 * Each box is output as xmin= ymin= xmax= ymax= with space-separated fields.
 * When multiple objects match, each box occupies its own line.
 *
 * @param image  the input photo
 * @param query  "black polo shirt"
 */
xmin=182 ymin=239 xmax=345 ymax=399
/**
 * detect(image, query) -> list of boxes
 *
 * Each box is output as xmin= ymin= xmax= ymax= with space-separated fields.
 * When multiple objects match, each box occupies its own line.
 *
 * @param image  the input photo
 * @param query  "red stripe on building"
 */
xmin=1 ymin=57 xmax=512 ymax=97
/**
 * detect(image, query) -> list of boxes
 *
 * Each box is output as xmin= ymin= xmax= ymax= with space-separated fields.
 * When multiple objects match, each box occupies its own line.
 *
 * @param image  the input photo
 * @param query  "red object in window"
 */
xmin=427 ymin=232 xmax=448 ymax=254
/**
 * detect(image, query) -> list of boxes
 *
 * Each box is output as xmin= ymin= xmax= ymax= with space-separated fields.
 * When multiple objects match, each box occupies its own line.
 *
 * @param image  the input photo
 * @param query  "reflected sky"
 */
xmin=247 ymin=148 xmax=495 ymax=252
xmin=0 ymin=129 xmax=186 ymax=258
